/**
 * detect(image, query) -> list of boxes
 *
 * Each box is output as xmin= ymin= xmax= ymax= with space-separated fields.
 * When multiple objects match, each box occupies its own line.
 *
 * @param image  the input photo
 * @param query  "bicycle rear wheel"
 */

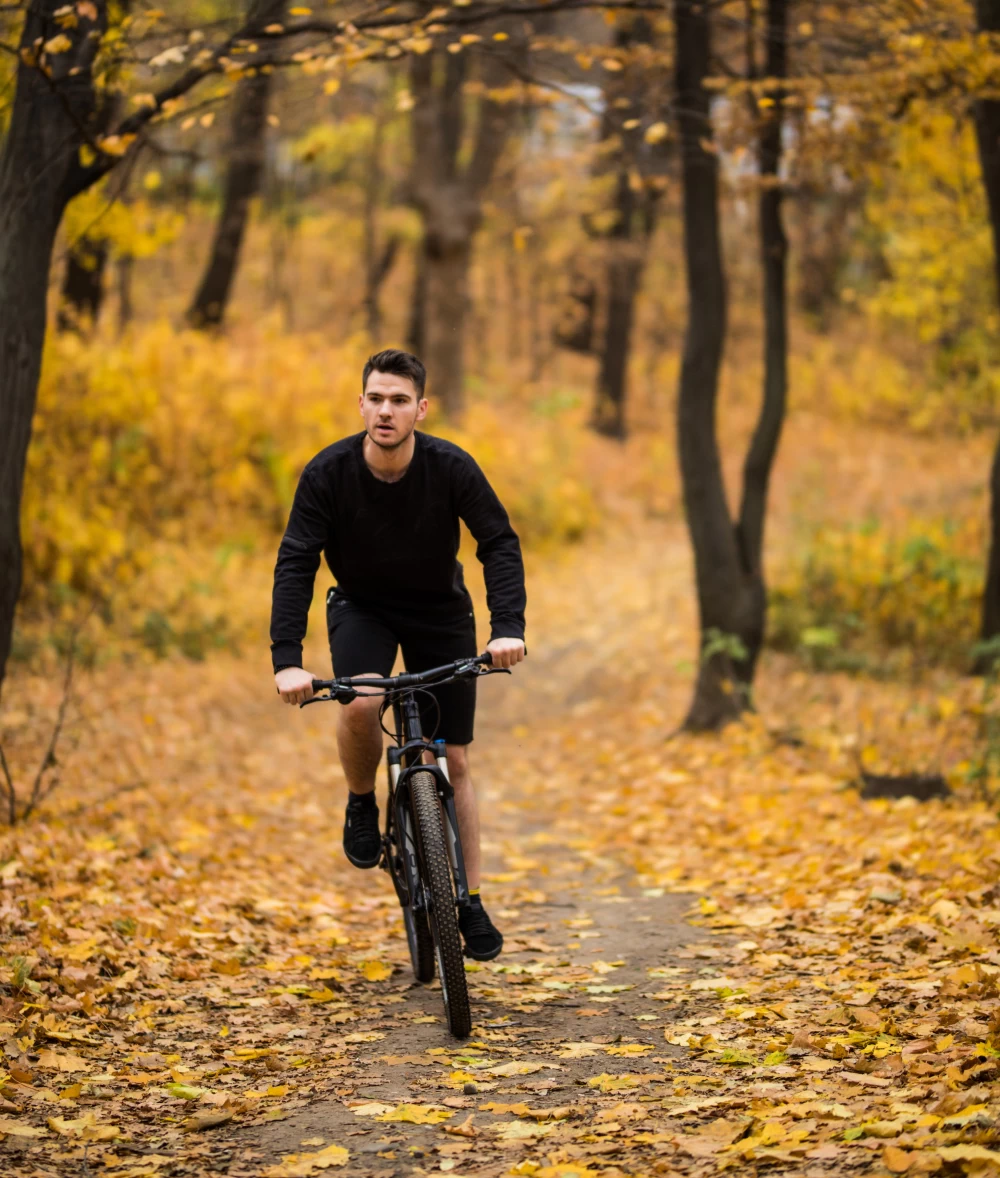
xmin=410 ymin=770 xmax=472 ymax=1038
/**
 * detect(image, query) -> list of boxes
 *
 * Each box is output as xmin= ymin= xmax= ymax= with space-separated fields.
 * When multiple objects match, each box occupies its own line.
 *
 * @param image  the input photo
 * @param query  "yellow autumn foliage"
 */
xmin=61 ymin=183 xmax=184 ymax=261
xmin=855 ymin=105 xmax=1000 ymax=430
xmin=791 ymin=106 xmax=1000 ymax=434
xmin=770 ymin=516 xmax=985 ymax=670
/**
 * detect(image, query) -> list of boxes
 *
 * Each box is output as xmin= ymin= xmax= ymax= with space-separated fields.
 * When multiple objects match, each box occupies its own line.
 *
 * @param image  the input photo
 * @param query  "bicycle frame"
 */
xmin=383 ymin=692 xmax=471 ymax=913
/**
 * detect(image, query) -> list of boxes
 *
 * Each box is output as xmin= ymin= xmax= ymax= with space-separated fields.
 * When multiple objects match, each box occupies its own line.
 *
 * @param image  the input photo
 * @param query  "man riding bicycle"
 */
xmin=270 ymin=349 xmax=526 ymax=962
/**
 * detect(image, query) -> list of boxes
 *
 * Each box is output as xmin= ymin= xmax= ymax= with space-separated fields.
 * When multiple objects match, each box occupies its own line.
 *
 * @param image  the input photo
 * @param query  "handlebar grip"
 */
xmin=311 ymin=679 xmax=328 ymax=692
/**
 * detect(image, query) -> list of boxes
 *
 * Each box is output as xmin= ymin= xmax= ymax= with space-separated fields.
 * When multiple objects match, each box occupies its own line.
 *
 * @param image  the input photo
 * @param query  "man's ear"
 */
xmin=416 ymin=397 xmax=429 ymax=422
xmin=358 ymin=393 xmax=365 ymax=416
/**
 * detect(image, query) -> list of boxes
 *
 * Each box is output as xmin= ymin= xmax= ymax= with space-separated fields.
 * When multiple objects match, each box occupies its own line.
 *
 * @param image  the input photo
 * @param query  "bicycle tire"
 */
xmin=410 ymin=770 xmax=472 ymax=1038
xmin=403 ymin=903 xmax=435 ymax=984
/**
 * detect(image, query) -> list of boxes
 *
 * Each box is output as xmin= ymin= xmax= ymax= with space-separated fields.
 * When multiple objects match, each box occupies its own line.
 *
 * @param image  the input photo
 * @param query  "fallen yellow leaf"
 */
xmin=376 ymin=1104 xmax=454 ymax=1125
xmin=358 ymin=960 xmax=392 ymax=982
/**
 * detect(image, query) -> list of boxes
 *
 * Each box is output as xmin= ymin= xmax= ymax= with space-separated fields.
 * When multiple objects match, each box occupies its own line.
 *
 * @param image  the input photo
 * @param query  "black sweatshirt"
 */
xmin=269 ymin=431 xmax=527 ymax=671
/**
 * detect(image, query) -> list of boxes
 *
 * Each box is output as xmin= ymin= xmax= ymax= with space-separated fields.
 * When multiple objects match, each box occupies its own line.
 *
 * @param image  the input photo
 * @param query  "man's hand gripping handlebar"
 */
xmin=303 ymin=652 xmax=508 ymax=707
xmin=275 ymin=640 xmax=525 ymax=707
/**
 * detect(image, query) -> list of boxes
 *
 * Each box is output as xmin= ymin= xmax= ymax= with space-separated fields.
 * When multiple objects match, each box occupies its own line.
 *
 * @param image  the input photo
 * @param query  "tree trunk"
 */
xmin=423 ymin=234 xmax=472 ymax=417
xmin=981 ymin=443 xmax=1000 ymax=662
xmin=593 ymin=245 xmax=642 ymax=439
xmin=117 ymin=253 xmax=134 ymax=334
xmin=58 ymin=237 xmax=110 ymax=331
xmin=507 ymin=240 xmax=523 ymax=359
xmin=675 ymin=0 xmax=753 ymax=731
xmin=553 ymin=270 xmax=596 ymax=355
xmin=186 ymin=0 xmax=283 ymax=328
xmin=364 ymin=237 xmax=400 ymax=342
xmin=584 ymin=15 xmax=660 ymax=440
xmin=974 ymin=0 xmax=1000 ymax=666
xmin=408 ymin=31 xmax=522 ymax=419
xmin=0 ymin=0 xmax=108 ymax=698
xmin=407 ymin=238 xmax=428 ymax=356
xmin=796 ymin=187 xmax=852 ymax=325
xmin=734 ymin=0 xmax=789 ymax=680
xmin=361 ymin=106 xmax=400 ymax=341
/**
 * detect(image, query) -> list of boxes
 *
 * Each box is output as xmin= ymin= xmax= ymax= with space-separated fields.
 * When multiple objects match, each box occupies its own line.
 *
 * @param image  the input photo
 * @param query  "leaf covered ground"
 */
xmin=2 ymin=420 xmax=1000 ymax=1177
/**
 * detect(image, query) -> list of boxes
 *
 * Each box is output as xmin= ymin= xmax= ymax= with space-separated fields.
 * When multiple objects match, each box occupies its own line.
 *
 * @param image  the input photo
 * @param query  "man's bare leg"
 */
xmin=446 ymin=742 xmax=501 ymax=958
xmin=337 ymin=676 xmax=384 ymax=796
xmin=445 ymin=744 xmax=480 ymax=891
xmin=338 ymin=678 xmax=385 ymax=869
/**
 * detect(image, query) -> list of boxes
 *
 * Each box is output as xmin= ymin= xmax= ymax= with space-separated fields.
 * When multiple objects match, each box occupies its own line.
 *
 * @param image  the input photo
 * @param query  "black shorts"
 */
xmin=326 ymin=588 xmax=478 ymax=745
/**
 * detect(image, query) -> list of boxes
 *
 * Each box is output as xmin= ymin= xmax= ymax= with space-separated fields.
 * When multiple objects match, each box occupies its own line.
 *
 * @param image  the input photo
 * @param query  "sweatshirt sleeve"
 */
xmin=456 ymin=455 xmax=526 ymax=642
xmin=269 ymin=466 xmax=328 ymax=671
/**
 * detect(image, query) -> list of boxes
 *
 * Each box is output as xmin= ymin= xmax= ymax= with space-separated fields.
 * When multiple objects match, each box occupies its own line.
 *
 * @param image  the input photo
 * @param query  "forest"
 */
xmin=1 ymin=1 xmax=1000 ymax=1175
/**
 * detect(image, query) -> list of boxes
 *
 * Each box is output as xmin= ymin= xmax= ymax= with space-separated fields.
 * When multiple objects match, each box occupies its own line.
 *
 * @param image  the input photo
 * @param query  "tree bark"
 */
xmin=117 ymin=253 xmax=135 ymax=334
xmin=594 ymin=243 xmax=642 ymax=438
xmin=187 ymin=0 xmax=284 ymax=328
xmin=361 ymin=104 xmax=401 ymax=341
xmin=58 ymin=238 xmax=110 ymax=331
xmin=0 ymin=0 xmax=108 ymax=698
xmin=974 ymin=0 xmax=1000 ymax=666
xmin=424 ymin=236 xmax=473 ymax=416
xmin=588 ymin=17 xmax=660 ymax=441
xmin=734 ymin=0 xmax=789 ymax=679
xmin=675 ymin=0 xmax=787 ymax=731
xmin=365 ymin=236 xmax=400 ymax=342
xmin=407 ymin=238 xmax=428 ymax=356
xmin=409 ymin=33 xmax=522 ymax=418
xmin=675 ymin=0 xmax=746 ymax=731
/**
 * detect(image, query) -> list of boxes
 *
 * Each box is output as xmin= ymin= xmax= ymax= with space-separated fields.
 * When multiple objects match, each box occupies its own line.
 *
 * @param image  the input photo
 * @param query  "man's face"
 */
xmin=359 ymin=371 xmax=428 ymax=449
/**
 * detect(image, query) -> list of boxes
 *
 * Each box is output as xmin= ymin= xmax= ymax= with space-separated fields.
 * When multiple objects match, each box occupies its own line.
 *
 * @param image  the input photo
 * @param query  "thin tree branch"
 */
xmin=21 ymin=632 xmax=77 ymax=822
xmin=0 ymin=742 xmax=16 ymax=826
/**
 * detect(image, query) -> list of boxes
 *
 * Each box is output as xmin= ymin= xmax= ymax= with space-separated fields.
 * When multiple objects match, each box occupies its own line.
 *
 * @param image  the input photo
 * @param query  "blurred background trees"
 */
xmin=3 ymin=0 xmax=1000 ymax=736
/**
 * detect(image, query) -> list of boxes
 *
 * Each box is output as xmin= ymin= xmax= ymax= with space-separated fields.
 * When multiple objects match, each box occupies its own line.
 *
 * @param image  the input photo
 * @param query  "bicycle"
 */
xmin=303 ymin=653 xmax=509 ymax=1038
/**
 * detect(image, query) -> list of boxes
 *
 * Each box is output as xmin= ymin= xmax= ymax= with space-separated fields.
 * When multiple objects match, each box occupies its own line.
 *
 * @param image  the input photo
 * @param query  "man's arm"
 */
xmin=456 ymin=456 xmax=526 ymax=667
xmin=270 ymin=466 xmax=328 ymax=680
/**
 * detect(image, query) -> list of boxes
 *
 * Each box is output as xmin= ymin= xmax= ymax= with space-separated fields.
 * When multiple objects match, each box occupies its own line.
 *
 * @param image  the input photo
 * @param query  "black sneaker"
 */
xmin=459 ymin=897 xmax=504 ymax=961
xmin=343 ymin=793 xmax=381 ymax=869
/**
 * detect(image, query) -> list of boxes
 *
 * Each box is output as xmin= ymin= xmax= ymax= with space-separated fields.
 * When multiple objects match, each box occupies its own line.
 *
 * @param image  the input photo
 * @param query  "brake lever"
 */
xmin=300 ymin=687 xmax=358 ymax=708
xmin=452 ymin=663 xmax=512 ymax=679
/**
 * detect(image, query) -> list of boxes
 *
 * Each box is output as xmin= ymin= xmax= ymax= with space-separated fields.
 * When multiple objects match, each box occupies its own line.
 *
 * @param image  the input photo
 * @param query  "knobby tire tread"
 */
xmin=410 ymin=770 xmax=472 ymax=1038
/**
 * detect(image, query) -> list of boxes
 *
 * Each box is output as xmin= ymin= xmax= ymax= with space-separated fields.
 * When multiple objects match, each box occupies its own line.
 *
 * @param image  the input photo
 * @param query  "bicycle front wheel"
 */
xmin=410 ymin=770 xmax=472 ymax=1038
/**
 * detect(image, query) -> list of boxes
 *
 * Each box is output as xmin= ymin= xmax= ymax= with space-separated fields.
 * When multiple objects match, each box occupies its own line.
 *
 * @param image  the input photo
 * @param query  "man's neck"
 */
xmin=362 ymin=431 xmax=416 ymax=482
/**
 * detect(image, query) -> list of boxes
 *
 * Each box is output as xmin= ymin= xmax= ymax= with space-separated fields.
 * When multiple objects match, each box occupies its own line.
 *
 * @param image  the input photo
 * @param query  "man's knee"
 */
xmin=446 ymin=744 xmax=470 ymax=782
xmin=338 ymin=676 xmax=384 ymax=734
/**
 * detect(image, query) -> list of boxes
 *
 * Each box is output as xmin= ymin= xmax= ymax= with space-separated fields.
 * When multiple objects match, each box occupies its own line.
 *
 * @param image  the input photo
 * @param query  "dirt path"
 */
xmin=3 ymin=525 xmax=997 ymax=1178
xmin=239 ymin=882 xmax=705 ymax=1175
xmin=230 ymin=532 xmax=711 ymax=1175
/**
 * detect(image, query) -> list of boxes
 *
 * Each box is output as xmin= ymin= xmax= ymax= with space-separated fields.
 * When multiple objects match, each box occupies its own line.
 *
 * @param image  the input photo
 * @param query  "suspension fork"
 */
xmin=388 ymin=745 xmax=423 ymax=911
xmin=398 ymin=696 xmax=470 ymax=906
xmin=432 ymin=738 xmax=470 ymax=907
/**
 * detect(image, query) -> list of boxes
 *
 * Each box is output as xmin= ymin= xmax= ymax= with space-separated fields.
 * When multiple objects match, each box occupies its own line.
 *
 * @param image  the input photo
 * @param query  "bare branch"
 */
xmin=0 ymin=742 xmax=16 ymax=826
xmin=20 ymin=630 xmax=77 ymax=823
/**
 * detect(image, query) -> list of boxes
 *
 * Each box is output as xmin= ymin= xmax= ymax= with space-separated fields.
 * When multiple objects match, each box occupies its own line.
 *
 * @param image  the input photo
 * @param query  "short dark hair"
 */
xmin=362 ymin=349 xmax=426 ymax=397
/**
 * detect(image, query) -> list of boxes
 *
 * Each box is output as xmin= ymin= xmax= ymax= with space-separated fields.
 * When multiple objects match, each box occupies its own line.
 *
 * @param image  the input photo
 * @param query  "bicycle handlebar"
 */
xmin=308 ymin=652 xmax=496 ymax=701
